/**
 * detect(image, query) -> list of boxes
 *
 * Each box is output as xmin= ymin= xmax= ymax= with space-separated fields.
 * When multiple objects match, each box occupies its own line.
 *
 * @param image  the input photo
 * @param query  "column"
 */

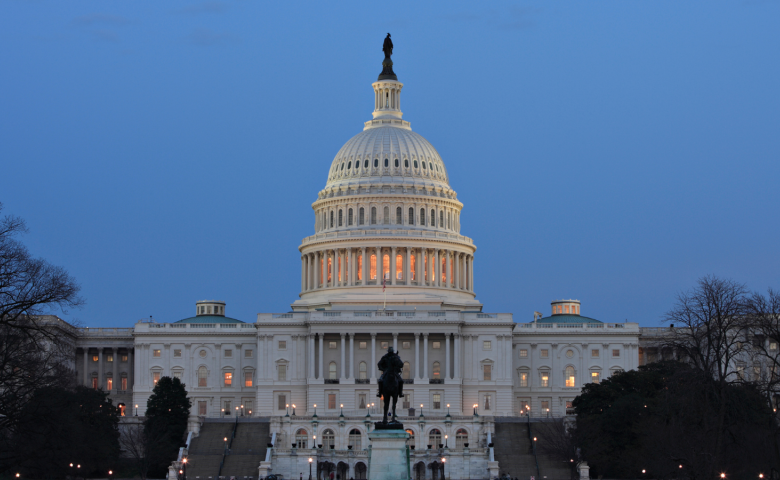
xmin=130 ymin=348 xmax=135 ymax=389
xmin=361 ymin=247 xmax=368 ymax=285
xmin=98 ymin=348 xmax=103 ymax=389
xmin=111 ymin=347 xmax=117 ymax=393
xmin=434 ymin=249 xmax=440 ymax=287
xmin=378 ymin=247 xmax=385 ymax=283
xmin=472 ymin=335 xmax=478 ymax=380
xmin=581 ymin=344 xmax=588 ymax=387
xmin=405 ymin=247 xmax=411 ymax=285
xmin=308 ymin=334 xmax=315 ymax=380
xmin=470 ymin=255 xmax=475 ymax=292
xmin=309 ymin=253 xmax=314 ymax=290
xmin=642 ymin=348 xmax=647 ymax=366
xmin=349 ymin=334 xmax=355 ymax=379
xmin=454 ymin=334 xmax=461 ymax=379
xmin=454 ymin=253 xmax=459 ymax=289
xmin=340 ymin=334 xmax=346 ymax=379
xmin=370 ymin=334 xmax=377 ymax=381
xmin=340 ymin=249 xmax=345 ymax=286
xmin=347 ymin=248 xmax=353 ymax=286
xmin=391 ymin=246 xmax=397 ymax=285
xmin=291 ymin=337 xmax=298 ymax=380
xmin=427 ymin=250 xmax=433 ymax=286
xmin=301 ymin=256 xmax=306 ymax=292
xmin=318 ymin=335 xmax=324 ymax=379
xmin=445 ymin=334 xmax=451 ymax=380
xmin=415 ymin=334 xmax=420 ymax=380
xmin=314 ymin=251 xmax=321 ymax=289
xmin=446 ymin=250 xmax=452 ymax=288
xmin=423 ymin=334 xmax=429 ymax=379
xmin=393 ymin=333 xmax=398 ymax=352
xmin=83 ymin=349 xmax=89 ymax=386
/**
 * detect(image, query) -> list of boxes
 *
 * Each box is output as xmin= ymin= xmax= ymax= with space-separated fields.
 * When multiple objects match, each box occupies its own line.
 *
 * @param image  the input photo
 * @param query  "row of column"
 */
xmin=306 ymin=333 xmax=462 ymax=381
xmin=301 ymin=247 xmax=474 ymax=293
xmin=81 ymin=347 xmax=133 ymax=393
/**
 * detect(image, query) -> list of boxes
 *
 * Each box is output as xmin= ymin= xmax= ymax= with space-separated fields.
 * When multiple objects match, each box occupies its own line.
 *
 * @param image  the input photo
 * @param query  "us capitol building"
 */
xmin=66 ymin=46 xmax=655 ymax=480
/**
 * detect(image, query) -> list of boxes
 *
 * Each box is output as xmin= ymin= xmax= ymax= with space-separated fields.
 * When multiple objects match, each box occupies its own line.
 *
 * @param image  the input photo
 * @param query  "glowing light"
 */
xmin=309 ymin=458 xmax=313 ymax=463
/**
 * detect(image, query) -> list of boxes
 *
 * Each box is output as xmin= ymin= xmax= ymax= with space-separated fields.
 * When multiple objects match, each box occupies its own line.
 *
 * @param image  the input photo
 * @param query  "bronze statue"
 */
xmin=376 ymin=346 xmax=404 ymax=424
xmin=378 ymin=33 xmax=397 ymax=81
xmin=382 ymin=33 xmax=393 ymax=58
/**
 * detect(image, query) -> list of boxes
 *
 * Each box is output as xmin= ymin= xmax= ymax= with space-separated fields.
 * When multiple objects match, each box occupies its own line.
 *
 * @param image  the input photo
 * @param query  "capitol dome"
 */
xmin=293 ymin=49 xmax=480 ymax=312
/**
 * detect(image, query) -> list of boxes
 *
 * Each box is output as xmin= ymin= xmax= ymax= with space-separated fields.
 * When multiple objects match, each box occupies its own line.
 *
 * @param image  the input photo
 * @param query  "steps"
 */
xmin=187 ymin=422 xmax=235 ymax=479
xmin=220 ymin=420 xmax=271 ymax=479
xmin=493 ymin=421 xmax=538 ymax=480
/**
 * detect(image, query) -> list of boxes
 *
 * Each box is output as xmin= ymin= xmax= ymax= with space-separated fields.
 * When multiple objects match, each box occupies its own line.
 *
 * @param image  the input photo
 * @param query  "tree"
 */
xmin=533 ymin=418 xmax=578 ymax=479
xmin=144 ymin=376 xmax=191 ymax=477
xmin=120 ymin=421 xmax=169 ymax=480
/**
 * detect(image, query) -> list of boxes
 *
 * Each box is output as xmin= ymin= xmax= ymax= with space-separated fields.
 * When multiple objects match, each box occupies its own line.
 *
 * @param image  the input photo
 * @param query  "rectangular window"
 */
xmin=106 ymin=378 xmax=113 ymax=390
xmin=173 ymin=349 xmax=182 ymax=357
xmin=359 ymin=341 xmax=367 ymax=349
xmin=520 ymin=399 xmax=529 ymax=412
xmin=121 ymin=377 xmax=127 ymax=390
xmin=402 ymin=341 xmax=411 ymax=349
xmin=225 ymin=349 xmax=233 ymax=358
xmin=328 ymin=393 xmax=336 ymax=409
xmin=278 ymin=395 xmax=287 ymax=411
xmin=754 ymin=365 xmax=762 ymax=381
xmin=519 ymin=372 xmax=528 ymax=387
xmin=541 ymin=400 xmax=550 ymax=411
xmin=107 ymin=355 xmax=113 ymax=362
xmin=483 ymin=364 xmax=492 ymax=381
xmin=329 ymin=341 xmax=337 ymax=349
xmin=121 ymin=354 xmax=128 ymax=362
xmin=278 ymin=364 xmax=287 ymax=381
xmin=278 ymin=341 xmax=287 ymax=350
xmin=93 ymin=355 xmax=99 ymax=362
xmin=153 ymin=372 xmax=161 ymax=384
xmin=433 ymin=393 xmax=441 ymax=409
xmin=401 ymin=394 xmax=410 ymax=409
xmin=370 ymin=255 xmax=377 ymax=279
xmin=245 ymin=371 xmax=253 ymax=387
xmin=224 ymin=372 xmax=232 ymax=386
xmin=591 ymin=372 xmax=600 ymax=384
xmin=612 ymin=349 xmax=620 ymax=357
xmin=519 ymin=349 xmax=528 ymax=358
xmin=771 ymin=342 xmax=778 ymax=351
xmin=92 ymin=377 xmax=98 ymax=389
xmin=224 ymin=400 xmax=231 ymax=415
xmin=381 ymin=341 xmax=389 ymax=349
xmin=566 ymin=373 xmax=575 ymax=387
xmin=592 ymin=349 xmax=600 ymax=358
xmin=432 ymin=341 xmax=441 ymax=349
xmin=153 ymin=350 xmax=161 ymax=357
xmin=541 ymin=349 xmax=549 ymax=358
xmin=541 ymin=373 xmax=549 ymax=387
xmin=173 ymin=371 xmax=182 ymax=379
xmin=245 ymin=400 xmax=253 ymax=415
xmin=359 ymin=393 xmax=367 ymax=409
xmin=484 ymin=394 xmax=492 ymax=410
xmin=199 ymin=401 xmax=207 ymax=416
xmin=483 ymin=341 xmax=492 ymax=350
xmin=245 ymin=349 xmax=253 ymax=358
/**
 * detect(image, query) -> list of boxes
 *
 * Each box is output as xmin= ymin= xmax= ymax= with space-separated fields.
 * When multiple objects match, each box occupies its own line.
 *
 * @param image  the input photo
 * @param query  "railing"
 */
xmin=190 ymin=324 xmax=216 ymax=328
xmin=355 ymin=379 xmax=370 ymax=384
xmin=428 ymin=312 xmax=446 ymax=317
xmin=273 ymin=314 xmax=293 ymax=319
xmin=220 ymin=324 xmax=237 ymax=328
xmin=477 ymin=314 xmax=496 ymax=318
xmin=78 ymin=327 xmax=134 ymax=336
xmin=324 ymin=312 xmax=341 ymax=317
xmin=429 ymin=379 xmax=444 ymax=384
xmin=354 ymin=312 xmax=372 ymax=317
xmin=325 ymin=379 xmax=340 ymax=384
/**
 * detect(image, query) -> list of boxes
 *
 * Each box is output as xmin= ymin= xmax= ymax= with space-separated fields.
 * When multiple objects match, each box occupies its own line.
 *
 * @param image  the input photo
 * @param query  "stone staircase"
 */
xmin=221 ymin=420 xmax=271 ymax=479
xmin=188 ymin=422 xmax=235 ymax=479
xmin=493 ymin=419 xmax=571 ymax=480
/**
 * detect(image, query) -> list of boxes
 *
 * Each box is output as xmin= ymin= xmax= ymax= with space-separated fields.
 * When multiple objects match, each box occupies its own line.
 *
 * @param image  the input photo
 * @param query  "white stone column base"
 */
xmin=368 ymin=429 xmax=411 ymax=480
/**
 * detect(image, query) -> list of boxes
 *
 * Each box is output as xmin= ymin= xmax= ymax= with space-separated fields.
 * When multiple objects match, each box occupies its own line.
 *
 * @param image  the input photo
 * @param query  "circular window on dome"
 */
xmin=395 ymin=159 xmax=399 ymax=167
xmin=374 ymin=159 xmax=378 ymax=167
xmin=566 ymin=350 xmax=574 ymax=358
xmin=347 ymin=161 xmax=352 ymax=169
xmin=405 ymin=159 xmax=409 ymax=168
xmin=199 ymin=350 xmax=207 ymax=358
xmin=384 ymin=158 xmax=388 ymax=167
xmin=414 ymin=160 xmax=418 ymax=168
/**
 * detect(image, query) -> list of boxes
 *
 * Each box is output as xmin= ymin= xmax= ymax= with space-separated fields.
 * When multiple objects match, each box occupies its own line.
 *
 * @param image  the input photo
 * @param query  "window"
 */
xmin=483 ymin=364 xmax=492 ymax=381
xmin=198 ymin=367 xmax=208 ymax=387
xmin=224 ymin=400 xmax=232 ymax=415
xmin=405 ymin=159 xmax=409 ymax=168
xmin=433 ymin=361 xmax=441 ymax=379
xmin=456 ymin=429 xmax=468 ymax=449
xmin=592 ymin=349 xmax=600 ymax=358
xmin=432 ymin=341 xmax=441 ymax=349
xmin=153 ymin=372 xmax=161 ymax=385
xmin=483 ymin=341 xmax=492 ymax=350
xmin=328 ymin=393 xmax=336 ymax=409
xmin=395 ymin=159 xmax=399 ymax=167
xmin=173 ymin=349 xmax=182 ymax=358
xmin=329 ymin=362 xmax=337 ymax=379
xmin=736 ymin=364 xmax=745 ymax=380
xmin=359 ymin=207 xmax=365 ymax=225
xmin=519 ymin=372 xmax=528 ymax=387
xmin=383 ymin=206 xmax=390 ymax=224
xmin=370 ymin=255 xmax=377 ymax=279
xmin=278 ymin=364 xmax=287 ymax=381
xmin=330 ymin=211 xmax=334 ymax=228
xmin=224 ymin=372 xmax=233 ymax=386
xmin=329 ymin=341 xmax=337 ymax=349
xmin=541 ymin=349 xmax=549 ymax=358
xmin=198 ymin=401 xmax=207 ymax=416
xmin=541 ymin=373 xmax=549 ymax=387
xmin=357 ymin=255 xmax=363 ymax=280
xmin=519 ymin=349 xmax=528 ymax=358
xmin=422 ymin=161 xmax=427 ymax=170
xmin=173 ymin=371 xmax=182 ymax=379
xmin=121 ymin=377 xmax=127 ymax=390
xmin=771 ymin=342 xmax=778 ymax=351
xmin=402 ymin=341 xmax=410 ymax=349
xmin=349 ymin=429 xmax=362 ymax=449
xmin=420 ymin=209 xmax=425 ymax=225
xmin=433 ymin=393 xmax=441 ymax=409
xmin=520 ymin=399 xmax=529 ymax=412
xmin=591 ymin=372 xmax=600 ymax=384
xmin=92 ymin=377 xmax=98 ymax=389
xmin=364 ymin=159 xmax=368 ymax=168
xmin=121 ymin=354 xmax=128 ymax=362
xmin=396 ymin=207 xmax=402 ymax=224
xmin=411 ymin=254 xmax=416 ymax=280
xmin=153 ymin=350 xmax=161 ymax=357
xmin=565 ymin=366 xmax=576 ymax=387
xmin=278 ymin=394 xmax=287 ymax=410
xmin=754 ymin=365 xmax=762 ymax=381
xmin=224 ymin=349 xmax=232 ymax=358
xmin=430 ymin=209 xmax=435 ymax=227
xmin=403 ymin=362 xmax=411 ymax=379
xmin=245 ymin=349 xmax=253 ymax=358
xmin=347 ymin=208 xmax=354 ymax=226
xmin=484 ymin=394 xmax=492 ymax=410
xmin=384 ymin=158 xmax=388 ymax=167
xmin=107 ymin=354 xmax=113 ymax=362
xmin=612 ymin=349 xmax=620 ymax=357
xmin=371 ymin=207 xmax=377 ymax=224
xmin=429 ymin=429 xmax=442 ymax=447
xmin=338 ymin=209 xmax=343 ymax=226
xmin=541 ymin=400 xmax=550 ymax=411
xmin=199 ymin=349 xmax=207 ymax=358
xmin=359 ymin=341 xmax=367 ymax=349
xmin=358 ymin=393 xmax=367 ymax=409
xmin=414 ymin=160 xmax=418 ymax=168
xmin=381 ymin=341 xmax=389 ymax=349
xmin=106 ymin=377 xmax=113 ymax=390
xmin=323 ymin=429 xmax=335 ymax=449
xmin=245 ymin=371 xmax=253 ymax=387
xmin=347 ymin=161 xmax=352 ymax=170
xmin=408 ymin=207 xmax=414 ymax=225
xmin=296 ymin=429 xmax=308 ymax=449
xmin=359 ymin=361 xmax=367 ymax=380
xmin=566 ymin=349 xmax=574 ymax=358
xmin=402 ymin=394 xmax=410 ymax=409
xmin=440 ymin=211 xmax=444 ymax=227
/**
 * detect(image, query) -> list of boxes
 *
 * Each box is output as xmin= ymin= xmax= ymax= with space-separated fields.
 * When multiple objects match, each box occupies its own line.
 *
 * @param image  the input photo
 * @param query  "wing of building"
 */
xmin=68 ymin=49 xmax=654 ymax=480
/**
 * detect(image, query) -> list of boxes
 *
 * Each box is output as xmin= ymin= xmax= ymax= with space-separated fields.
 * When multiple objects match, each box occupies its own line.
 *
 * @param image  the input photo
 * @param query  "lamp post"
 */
xmin=183 ymin=457 xmax=187 ymax=480
xmin=472 ymin=403 xmax=478 ymax=415
xmin=546 ymin=407 xmax=550 ymax=418
xmin=293 ymin=404 xmax=297 ymax=416
xmin=309 ymin=457 xmax=313 ymax=480
xmin=444 ymin=435 xmax=448 ymax=448
xmin=441 ymin=457 xmax=446 ymax=480
xmin=135 ymin=404 xmax=138 ymax=416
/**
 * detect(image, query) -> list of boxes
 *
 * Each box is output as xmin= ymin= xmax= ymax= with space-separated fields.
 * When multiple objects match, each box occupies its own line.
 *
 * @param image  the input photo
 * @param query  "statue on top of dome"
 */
xmin=382 ymin=33 xmax=393 ymax=58
xmin=378 ymin=33 xmax=397 ymax=81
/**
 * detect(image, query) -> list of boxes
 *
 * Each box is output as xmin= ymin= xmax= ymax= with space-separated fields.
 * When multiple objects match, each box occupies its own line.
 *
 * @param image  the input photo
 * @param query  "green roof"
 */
xmin=534 ymin=314 xmax=603 ymax=324
xmin=175 ymin=315 xmax=245 ymax=324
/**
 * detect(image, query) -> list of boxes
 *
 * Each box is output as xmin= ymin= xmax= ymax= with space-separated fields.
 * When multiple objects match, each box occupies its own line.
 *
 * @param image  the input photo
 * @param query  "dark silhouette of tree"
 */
xmin=120 ymin=420 xmax=168 ymax=480
xmin=144 ymin=376 xmax=191 ymax=477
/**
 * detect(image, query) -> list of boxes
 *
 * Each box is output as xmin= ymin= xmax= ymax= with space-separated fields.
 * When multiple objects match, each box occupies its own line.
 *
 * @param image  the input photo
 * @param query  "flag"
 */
xmin=383 ymin=274 xmax=386 ymax=292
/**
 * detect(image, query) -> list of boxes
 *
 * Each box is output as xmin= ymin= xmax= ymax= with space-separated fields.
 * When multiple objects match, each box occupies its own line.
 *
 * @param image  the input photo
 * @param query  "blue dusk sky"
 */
xmin=1 ymin=1 xmax=778 ymax=327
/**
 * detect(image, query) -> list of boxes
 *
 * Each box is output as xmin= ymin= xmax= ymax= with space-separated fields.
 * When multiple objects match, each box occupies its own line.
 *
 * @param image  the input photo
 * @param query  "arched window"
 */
xmin=455 ymin=429 xmax=468 ymax=449
xmin=341 ymin=163 xmax=345 ymax=170
xmin=422 ymin=161 xmax=427 ymax=170
xmin=296 ymin=429 xmax=308 ymax=448
xmin=347 ymin=161 xmax=351 ymax=170
xmin=348 ymin=208 xmax=353 ymax=226
xmin=414 ymin=160 xmax=418 ymax=169
xmin=410 ymin=254 xmax=416 ymax=281
xmin=198 ymin=366 xmax=208 ymax=387
xmin=420 ymin=209 xmax=426 ymax=226
xmin=330 ymin=211 xmax=334 ymax=228
xmin=370 ymin=255 xmax=377 ymax=280
xmin=396 ymin=207 xmax=402 ymax=224
xmin=408 ymin=207 xmax=414 ymax=225
xmin=371 ymin=207 xmax=377 ymax=224
xmin=322 ymin=429 xmax=335 ymax=449
xmin=396 ymin=254 xmax=403 ymax=280
xmin=439 ymin=211 xmax=444 ymax=227
xmin=383 ymin=254 xmax=390 ymax=280
xmin=359 ymin=361 xmax=367 ymax=380
xmin=431 ymin=209 xmax=436 ymax=227
xmin=428 ymin=429 xmax=442 ymax=448
xmin=405 ymin=159 xmax=409 ymax=168
xmin=566 ymin=366 xmax=576 ymax=387
xmin=349 ymin=429 xmax=362 ymax=450
xmin=357 ymin=254 xmax=363 ymax=280
xmin=338 ymin=210 xmax=343 ymax=227
xmin=441 ymin=258 xmax=446 ymax=283
xmin=403 ymin=361 xmax=411 ymax=379
xmin=383 ymin=206 xmax=390 ymax=224
xmin=364 ymin=159 xmax=368 ymax=168
xmin=329 ymin=362 xmax=337 ymax=380
xmin=384 ymin=158 xmax=389 ymax=167
xmin=374 ymin=159 xmax=378 ymax=168
xmin=359 ymin=207 xmax=365 ymax=225
xmin=406 ymin=429 xmax=416 ymax=447
xmin=432 ymin=361 xmax=440 ymax=379
xmin=395 ymin=159 xmax=399 ymax=167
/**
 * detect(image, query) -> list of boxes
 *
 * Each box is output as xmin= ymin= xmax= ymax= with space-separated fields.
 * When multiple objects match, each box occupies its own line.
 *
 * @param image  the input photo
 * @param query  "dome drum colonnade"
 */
xmin=297 ymin=68 xmax=477 ymax=304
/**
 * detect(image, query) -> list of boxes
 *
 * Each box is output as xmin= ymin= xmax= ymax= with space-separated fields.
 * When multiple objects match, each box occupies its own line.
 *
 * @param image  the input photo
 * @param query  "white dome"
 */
xmin=325 ymin=126 xmax=450 ymax=188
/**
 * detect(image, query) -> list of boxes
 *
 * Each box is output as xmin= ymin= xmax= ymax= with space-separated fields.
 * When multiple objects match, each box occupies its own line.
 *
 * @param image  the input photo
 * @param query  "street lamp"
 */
xmin=293 ymin=404 xmax=297 ymax=416
xmin=183 ymin=457 xmax=187 ymax=480
xmin=720 ymin=474 xmax=726 ymax=479
xmin=444 ymin=435 xmax=448 ymax=448
xmin=441 ymin=457 xmax=446 ymax=480
xmin=546 ymin=408 xmax=550 ymax=418
xmin=473 ymin=403 xmax=478 ymax=415
xmin=135 ymin=404 xmax=139 ymax=416
xmin=308 ymin=457 xmax=313 ymax=480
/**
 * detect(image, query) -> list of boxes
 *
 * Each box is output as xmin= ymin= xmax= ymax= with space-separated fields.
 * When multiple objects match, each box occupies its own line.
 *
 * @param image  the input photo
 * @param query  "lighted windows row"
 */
xmin=288 ymin=361 xmax=444 ymax=381
xmin=313 ymin=252 xmax=459 ymax=284
xmin=89 ymin=353 xmax=129 ymax=362
xmin=89 ymin=375 xmax=129 ymax=391
xmin=320 ymin=206 xmax=458 ymax=231
xmin=517 ymin=368 xmax=623 ymax=387
xmin=517 ymin=348 xmax=621 ymax=358
xmin=150 ymin=348 xmax=254 ymax=358
xmin=291 ymin=427 xmax=468 ymax=450
xmin=552 ymin=304 xmax=579 ymax=315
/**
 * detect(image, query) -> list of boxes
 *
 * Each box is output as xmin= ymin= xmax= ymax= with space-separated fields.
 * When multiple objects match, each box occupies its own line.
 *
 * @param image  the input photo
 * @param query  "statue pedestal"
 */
xmin=368 ymin=428 xmax=410 ymax=480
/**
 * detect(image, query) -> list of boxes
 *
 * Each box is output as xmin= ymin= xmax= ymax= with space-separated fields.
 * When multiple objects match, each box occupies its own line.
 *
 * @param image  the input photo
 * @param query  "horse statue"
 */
xmin=376 ymin=346 xmax=404 ymax=425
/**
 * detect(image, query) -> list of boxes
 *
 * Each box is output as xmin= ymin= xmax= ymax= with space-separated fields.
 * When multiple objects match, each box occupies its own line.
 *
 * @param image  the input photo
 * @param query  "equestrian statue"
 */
xmin=376 ymin=346 xmax=404 ymax=425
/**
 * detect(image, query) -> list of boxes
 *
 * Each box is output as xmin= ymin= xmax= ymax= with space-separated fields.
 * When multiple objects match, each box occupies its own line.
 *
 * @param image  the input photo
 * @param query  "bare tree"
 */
xmin=119 ymin=421 xmax=167 ymax=480
xmin=534 ymin=418 xmax=578 ymax=479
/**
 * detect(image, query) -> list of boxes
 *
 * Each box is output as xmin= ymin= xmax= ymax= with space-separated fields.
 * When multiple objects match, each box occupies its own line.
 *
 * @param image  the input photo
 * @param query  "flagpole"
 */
xmin=383 ymin=273 xmax=387 ymax=310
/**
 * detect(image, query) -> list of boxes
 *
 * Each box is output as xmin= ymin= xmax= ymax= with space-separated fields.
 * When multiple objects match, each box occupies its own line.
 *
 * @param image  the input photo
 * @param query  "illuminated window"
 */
xmin=396 ymin=207 xmax=402 ymax=224
xmin=199 ymin=401 xmax=207 ymax=416
xmin=432 ymin=341 xmax=441 ymax=349
xmin=328 ymin=394 xmax=336 ymax=410
xmin=381 ymin=341 xmax=389 ymax=349
xmin=359 ymin=341 xmax=367 ymax=349
xmin=320 ymin=258 xmax=324 ymax=285
xmin=224 ymin=372 xmax=232 ymax=386
xmin=565 ymin=366 xmax=575 ymax=387
xmin=433 ymin=393 xmax=441 ymax=409
xmin=121 ymin=354 xmax=128 ymax=362
xmin=519 ymin=349 xmax=528 ymax=358
xmin=107 ymin=354 xmax=113 ymax=362
xmin=121 ymin=377 xmax=127 ymax=390
xmin=296 ymin=429 xmax=308 ymax=448
xmin=371 ymin=207 xmax=377 ymax=224
xmin=198 ymin=367 xmax=208 ymax=387
xmin=153 ymin=350 xmax=161 ymax=357
xmin=338 ymin=256 xmax=342 ymax=282
xmin=591 ymin=372 xmax=600 ymax=384
xmin=396 ymin=255 xmax=404 ymax=280
xmin=541 ymin=400 xmax=549 ymax=411
xmin=278 ymin=364 xmax=287 ymax=381
xmin=153 ymin=372 xmax=161 ymax=385
xmin=403 ymin=362 xmax=411 ymax=379
xmin=359 ymin=361 xmax=367 ymax=379
xmin=441 ymin=257 xmax=446 ymax=283
xmin=592 ymin=349 xmax=599 ymax=358
xmin=370 ymin=255 xmax=377 ymax=280
xmin=338 ymin=210 xmax=343 ymax=226
xmin=541 ymin=349 xmax=549 ymax=358
xmin=327 ymin=257 xmax=332 ymax=283
xmin=329 ymin=341 xmax=337 ymax=349
xmin=329 ymin=362 xmax=337 ymax=379
xmin=383 ymin=254 xmax=390 ymax=280
xmin=483 ymin=364 xmax=492 ymax=380
xmin=408 ymin=207 xmax=414 ymax=225
xmin=410 ymin=254 xmax=416 ymax=280
xmin=541 ymin=373 xmax=549 ymax=387
xmin=519 ymin=372 xmax=528 ymax=387
xmin=173 ymin=371 xmax=182 ymax=379
xmin=402 ymin=341 xmax=411 ymax=349
xmin=433 ymin=362 xmax=441 ymax=379
xmin=106 ymin=377 xmax=113 ymax=390
xmin=359 ymin=207 xmax=365 ymax=225
xmin=245 ymin=371 xmax=253 ymax=387
xmin=92 ymin=377 xmax=98 ymax=389
xmin=357 ymin=254 xmax=363 ymax=280
xmin=771 ymin=342 xmax=778 ymax=351
xmin=348 ymin=208 xmax=353 ymax=225
xmin=420 ymin=208 xmax=425 ymax=226
xmin=483 ymin=341 xmax=492 ymax=350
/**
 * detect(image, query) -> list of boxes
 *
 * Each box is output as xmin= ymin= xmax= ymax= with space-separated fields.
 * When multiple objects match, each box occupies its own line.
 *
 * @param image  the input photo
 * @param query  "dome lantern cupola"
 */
xmin=196 ymin=300 xmax=226 ymax=317
xmin=551 ymin=299 xmax=580 ymax=316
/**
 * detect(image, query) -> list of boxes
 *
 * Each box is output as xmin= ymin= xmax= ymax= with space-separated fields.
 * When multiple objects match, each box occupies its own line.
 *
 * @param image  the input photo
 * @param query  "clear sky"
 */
xmin=1 ymin=1 xmax=778 ymax=328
